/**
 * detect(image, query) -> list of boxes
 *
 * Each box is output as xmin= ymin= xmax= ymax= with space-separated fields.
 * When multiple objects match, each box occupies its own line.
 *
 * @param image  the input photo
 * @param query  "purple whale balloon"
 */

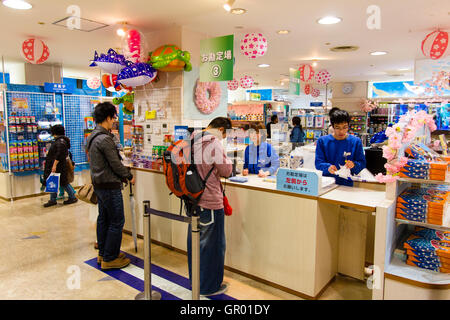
xmin=90 ymin=48 xmax=129 ymax=74
xmin=116 ymin=62 xmax=157 ymax=88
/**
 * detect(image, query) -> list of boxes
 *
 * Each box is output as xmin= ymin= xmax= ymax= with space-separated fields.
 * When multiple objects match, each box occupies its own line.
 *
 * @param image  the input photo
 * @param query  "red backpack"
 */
xmin=163 ymin=133 xmax=214 ymax=216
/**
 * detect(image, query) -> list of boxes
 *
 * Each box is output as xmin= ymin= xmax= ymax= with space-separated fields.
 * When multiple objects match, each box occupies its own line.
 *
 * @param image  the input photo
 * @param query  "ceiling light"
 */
xmin=258 ymin=64 xmax=270 ymax=68
xmin=231 ymin=8 xmax=246 ymax=15
xmin=277 ymin=30 xmax=290 ymax=35
xmin=398 ymin=68 xmax=409 ymax=71
xmin=2 ymin=0 xmax=32 ymax=10
xmin=312 ymin=61 xmax=318 ymax=67
xmin=223 ymin=0 xmax=235 ymax=12
xmin=116 ymin=22 xmax=128 ymax=37
xmin=317 ymin=16 xmax=342 ymax=25
xmin=370 ymin=51 xmax=387 ymax=55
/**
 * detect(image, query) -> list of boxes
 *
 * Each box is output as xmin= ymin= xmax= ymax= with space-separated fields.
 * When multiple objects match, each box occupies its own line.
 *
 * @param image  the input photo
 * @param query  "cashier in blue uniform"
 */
xmin=315 ymin=107 xmax=366 ymax=186
xmin=242 ymin=123 xmax=280 ymax=177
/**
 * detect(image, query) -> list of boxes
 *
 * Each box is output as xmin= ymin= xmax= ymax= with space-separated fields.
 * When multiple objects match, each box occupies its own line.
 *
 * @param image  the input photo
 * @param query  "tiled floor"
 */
xmin=0 ymin=195 xmax=372 ymax=300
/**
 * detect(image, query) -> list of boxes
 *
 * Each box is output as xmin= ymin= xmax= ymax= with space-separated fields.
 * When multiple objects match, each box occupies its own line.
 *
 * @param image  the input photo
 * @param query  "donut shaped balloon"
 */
xmin=315 ymin=69 xmax=331 ymax=85
xmin=227 ymin=79 xmax=239 ymax=91
xmin=299 ymin=64 xmax=314 ymax=82
xmin=87 ymin=77 xmax=101 ymax=90
xmin=239 ymin=76 xmax=254 ymax=89
xmin=311 ymin=88 xmax=320 ymax=98
xmin=421 ymin=30 xmax=449 ymax=60
xmin=240 ymin=33 xmax=267 ymax=59
xmin=304 ymin=84 xmax=312 ymax=95
xmin=22 ymin=38 xmax=50 ymax=64
xmin=194 ymin=80 xmax=222 ymax=114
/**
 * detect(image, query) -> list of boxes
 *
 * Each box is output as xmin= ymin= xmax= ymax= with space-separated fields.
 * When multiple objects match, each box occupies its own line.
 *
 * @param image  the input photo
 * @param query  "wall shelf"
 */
xmin=398 ymin=177 xmax=450 ymax=186
xmin=395 ymin=219 xmax=450 ymax=232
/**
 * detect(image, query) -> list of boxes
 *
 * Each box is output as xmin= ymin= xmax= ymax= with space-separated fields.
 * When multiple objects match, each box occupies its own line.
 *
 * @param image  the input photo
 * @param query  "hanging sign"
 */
xmin=200 ymin=35 xmax=234 ymax=82
xmin=44 ymin=82 xmax=73 ymax=94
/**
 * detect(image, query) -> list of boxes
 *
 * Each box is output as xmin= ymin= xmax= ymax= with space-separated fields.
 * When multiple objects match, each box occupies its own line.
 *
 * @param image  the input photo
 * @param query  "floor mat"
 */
xmin=84 ymin=251 xmax=236 ymax=300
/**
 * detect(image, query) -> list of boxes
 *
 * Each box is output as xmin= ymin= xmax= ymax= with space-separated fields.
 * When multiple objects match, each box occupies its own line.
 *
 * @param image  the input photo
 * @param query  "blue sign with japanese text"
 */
xmin=44 ymin=82 xmax=73 ymax=94
xmin=174 ymin=126 xmax=190 ymax=141
xmin=276 ymin=168 xmax=320 ymax=196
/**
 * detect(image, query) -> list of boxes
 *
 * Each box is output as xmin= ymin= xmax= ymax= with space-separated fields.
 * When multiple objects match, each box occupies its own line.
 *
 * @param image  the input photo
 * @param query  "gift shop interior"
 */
xmin=0 ymin=0 xmax=449 ymax=302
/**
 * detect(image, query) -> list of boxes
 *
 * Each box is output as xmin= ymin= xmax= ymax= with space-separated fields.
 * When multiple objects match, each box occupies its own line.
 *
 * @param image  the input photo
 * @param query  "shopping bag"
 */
xmin=45 ymin=173 xmax=60 ymax=193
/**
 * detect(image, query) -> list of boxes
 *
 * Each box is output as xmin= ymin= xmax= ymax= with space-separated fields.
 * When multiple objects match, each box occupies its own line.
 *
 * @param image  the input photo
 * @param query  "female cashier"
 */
xmin=242 ymin=123 xmax=280 ymax=177
xmin=315 ymin=107 xmax=366 ymax=186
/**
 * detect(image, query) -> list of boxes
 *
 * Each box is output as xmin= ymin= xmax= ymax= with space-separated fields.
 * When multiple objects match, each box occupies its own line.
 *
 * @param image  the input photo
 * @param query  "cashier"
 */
xmin=242 ymin=123 xmax=280 ymax=177
xmin=315 ymin=107 xmax=366 ymax=186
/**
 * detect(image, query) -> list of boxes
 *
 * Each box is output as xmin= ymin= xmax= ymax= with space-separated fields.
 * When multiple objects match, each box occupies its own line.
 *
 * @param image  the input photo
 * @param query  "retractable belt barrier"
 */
xmin=135 ymin=200 xmax=201 ymax=300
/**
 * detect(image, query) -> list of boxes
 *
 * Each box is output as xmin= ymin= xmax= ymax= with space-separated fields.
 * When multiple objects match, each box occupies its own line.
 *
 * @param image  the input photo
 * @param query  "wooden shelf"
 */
xmin=398 ymin=177 xmax=450 ymax=185
xmin=395 ymin=219 xmax=450 ymax=232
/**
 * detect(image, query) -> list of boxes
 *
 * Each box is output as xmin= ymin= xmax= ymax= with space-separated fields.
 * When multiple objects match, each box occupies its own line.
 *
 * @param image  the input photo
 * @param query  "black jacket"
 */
xmin=44 ymin=136 xmax=71 ymax=186
xmin=86 ymin=126 xmax=132 ymax=189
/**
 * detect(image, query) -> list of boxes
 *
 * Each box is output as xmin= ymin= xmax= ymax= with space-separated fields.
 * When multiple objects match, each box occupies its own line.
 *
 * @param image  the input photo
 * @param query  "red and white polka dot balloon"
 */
xmin=227 ymin=79 xmax=239 ymax=91
xmin=311 ymin=88 xmax=320 ymax=98
xmin=299 ymin=64 xmax=315 ymax=82
xmin=22 ymin=38 xmax=50 ymax=64
xmin=421 ymin=30 xmax=449 ymax=60
xmin=304 ymin=84 xmax=312 ymax=95
xmin=315 ymin=69 xmax=331 ymax=85
xmin=240 ymin=33 xmax=267 ymax=59
xmin=239 ymin=76 xmax=254 ymax=89
xmin=87 ymin=77 xmax=101 ymax=90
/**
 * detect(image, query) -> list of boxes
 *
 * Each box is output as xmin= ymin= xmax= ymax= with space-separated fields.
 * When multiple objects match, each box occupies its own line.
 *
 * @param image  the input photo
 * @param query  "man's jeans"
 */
xmin=50 ymin=184 xmax=76 ymax=202
xmin=95 ymin=188 xmax=125 ymax=262
xmin=187 ymin=207 xmax=226 ymax=295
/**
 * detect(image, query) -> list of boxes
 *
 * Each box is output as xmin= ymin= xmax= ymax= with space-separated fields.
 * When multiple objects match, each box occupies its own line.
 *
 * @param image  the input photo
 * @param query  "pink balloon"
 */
xmin=127 ymin=29 xmax=142 ymax=63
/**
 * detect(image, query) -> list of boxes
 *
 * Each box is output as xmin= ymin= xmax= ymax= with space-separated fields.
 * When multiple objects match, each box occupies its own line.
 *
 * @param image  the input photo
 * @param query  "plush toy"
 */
xmin=148 ymin=45 xmax=192 ymax=72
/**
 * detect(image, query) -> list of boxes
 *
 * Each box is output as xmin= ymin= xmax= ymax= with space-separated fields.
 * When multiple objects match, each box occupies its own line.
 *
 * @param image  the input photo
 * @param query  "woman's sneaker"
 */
xmin=201 ymin=282 xmax=229 ymax=296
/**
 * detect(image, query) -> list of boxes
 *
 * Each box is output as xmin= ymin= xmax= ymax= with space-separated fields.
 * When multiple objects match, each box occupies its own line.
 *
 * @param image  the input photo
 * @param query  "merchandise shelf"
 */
xmin=398 ymin=177 xmax=450 ymax=185
xmin=395 ymin=219 xmax=450 ymax=232
xmin=385 ymin=255 xmax=450 ymax=285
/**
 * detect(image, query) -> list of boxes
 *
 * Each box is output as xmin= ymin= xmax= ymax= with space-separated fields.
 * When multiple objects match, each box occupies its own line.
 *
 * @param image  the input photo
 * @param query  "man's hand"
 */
xmin=258 ymin=170 xmax=270 ymax=178
xmin=345 ymin=160 xmax=355 ymax=169
xmin=328 ymin=165 xmax=338 ymax=175
xmin=242 ymin=169 xmax=249 ymax=176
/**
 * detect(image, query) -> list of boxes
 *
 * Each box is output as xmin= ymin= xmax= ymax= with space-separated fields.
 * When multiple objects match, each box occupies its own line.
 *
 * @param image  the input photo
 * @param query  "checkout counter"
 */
xmin=122 ymin=155 xmax=393 ymax=299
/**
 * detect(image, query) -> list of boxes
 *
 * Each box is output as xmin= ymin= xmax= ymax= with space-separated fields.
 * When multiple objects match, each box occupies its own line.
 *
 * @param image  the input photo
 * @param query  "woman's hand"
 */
xmin=345 ymin=160 xmax=355 ymax=169
xmin=242 ymin=169 xmax=249 ymax=176
xmin=328 ymin=165 xmax=338 ymax=174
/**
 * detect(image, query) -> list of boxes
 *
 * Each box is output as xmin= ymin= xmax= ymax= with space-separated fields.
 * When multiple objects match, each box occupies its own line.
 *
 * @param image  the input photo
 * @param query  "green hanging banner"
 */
xmin=200 ymin=35 xmax=234 ymax=82
xmin=289 ymin=68 xmax=300 ymax=95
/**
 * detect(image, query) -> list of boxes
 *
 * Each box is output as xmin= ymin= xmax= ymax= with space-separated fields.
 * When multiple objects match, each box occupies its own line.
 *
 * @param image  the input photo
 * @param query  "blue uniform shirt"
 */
xmin=244 ymin=141 xmax=280 ymax=175
xmin=315 ymin=134 xmax=366 ymax=186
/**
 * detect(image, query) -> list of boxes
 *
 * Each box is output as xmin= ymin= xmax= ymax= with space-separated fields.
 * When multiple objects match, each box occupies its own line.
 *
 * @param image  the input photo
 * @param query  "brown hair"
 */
xmin=248 ymin=123 xmax=267 ymax=140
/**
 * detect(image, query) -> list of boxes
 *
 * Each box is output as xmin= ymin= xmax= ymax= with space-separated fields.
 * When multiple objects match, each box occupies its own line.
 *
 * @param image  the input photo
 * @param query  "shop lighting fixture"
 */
xmin=223 ymin=0 xmax=235 ymax=12
xmin=258 ymin=64 xmax=270 ymax=68
xmin=231 ymin=8 xmax=246 ymax=14
xmin=312 ymin=61 xmax=318 ymax=67
xmin=277 ymin=30 xmax=290 ymax=35
xmin=2 ymin=0 xmax=32 ymax=9
xmin=116 ymin=22 xmax=128 ymax=37
xmin=370 ymin=51 xmax=387 ymax=55
xmin=317 ymin=16 xmax=342 ymax=25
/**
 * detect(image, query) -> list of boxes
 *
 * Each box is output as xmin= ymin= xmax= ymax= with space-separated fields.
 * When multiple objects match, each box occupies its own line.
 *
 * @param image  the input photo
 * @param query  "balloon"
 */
xmin=148 ymin=44 xmax=192 ymax=72
xmin=421 ymin=30 xmax=449 ymax=60
xmin=315 ymin=69 xmax=331 ymax=85
xmin=22 ymin=38 xmax=50 ymax=64
xmin=304 ymin=84 xmax=312 ymax=95
xmin=299 ymin=64 xmax=314 ymax=82
xmin=90 ymin=48 xmax=128 ymax=74
xmin=87 ymin=77 xmax=101 ymax=90
xmin=123 ymin=29 xmax=148 ymax=63
xmin=227 ymin=79 xmax=239 ymax=91
xmin=311 ymin=88 xmax=320 ymax=97
xmin=116 ymin=62 xmax=158 ymax=87
xmin=239 ymin=76 xmax=254 ymax=89
xmin=240 ymin=33 xmax=267 ymax=59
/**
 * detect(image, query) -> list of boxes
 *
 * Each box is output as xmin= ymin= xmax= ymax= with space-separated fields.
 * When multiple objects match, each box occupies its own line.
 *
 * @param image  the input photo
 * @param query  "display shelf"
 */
xmin=395 ymin=219 xmax=450 ymax=232
xmin=398 ymin=177 xmax=450 ymax=185
xmin=385 ymin=255 xmax=450 ymax=285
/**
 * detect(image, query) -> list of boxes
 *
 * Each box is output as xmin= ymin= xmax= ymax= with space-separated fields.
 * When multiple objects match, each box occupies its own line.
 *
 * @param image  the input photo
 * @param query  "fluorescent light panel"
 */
xmin=2 ymin=0 xmax=32 ymax=9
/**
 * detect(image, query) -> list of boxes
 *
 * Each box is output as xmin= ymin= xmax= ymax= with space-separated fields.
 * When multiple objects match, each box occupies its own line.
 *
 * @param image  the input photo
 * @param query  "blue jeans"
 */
xmin=187 ymin=207 xmax=226 ymax=295
xmin=95 ymin=188 xmax=125 ymax=262
xmin=50 ymin=184 xmax=76 ymax=202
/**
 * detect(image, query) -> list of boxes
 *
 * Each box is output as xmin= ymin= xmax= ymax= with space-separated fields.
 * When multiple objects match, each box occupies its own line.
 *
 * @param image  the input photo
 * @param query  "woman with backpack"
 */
xmin=43 ymin=124 xmax=77 ymax=207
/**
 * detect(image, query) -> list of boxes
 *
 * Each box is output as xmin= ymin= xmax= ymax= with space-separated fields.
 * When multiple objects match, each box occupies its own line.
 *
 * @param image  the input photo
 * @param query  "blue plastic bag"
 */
xmin=45 ymin=173 xmax=60 ymax=193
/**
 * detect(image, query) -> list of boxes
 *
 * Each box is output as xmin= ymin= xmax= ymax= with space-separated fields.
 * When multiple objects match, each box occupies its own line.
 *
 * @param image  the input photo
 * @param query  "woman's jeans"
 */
xmin=95 ymin=188 xmax=125 ymax=262
xmin=50 ymin=184 xmax=76 ymax=202
xmin=187 ymin=207 xmax=226 ymax=295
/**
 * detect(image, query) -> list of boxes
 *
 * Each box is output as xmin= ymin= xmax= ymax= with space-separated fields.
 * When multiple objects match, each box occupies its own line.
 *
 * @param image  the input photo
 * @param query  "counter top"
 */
xmin=129 ymin=166 xmax=388 ymax=210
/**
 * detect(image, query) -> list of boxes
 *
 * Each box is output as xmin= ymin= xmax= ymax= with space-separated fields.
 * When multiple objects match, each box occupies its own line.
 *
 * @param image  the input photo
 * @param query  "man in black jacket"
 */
xmin=87 ymin=102 xmax=134 ymax=270
xmin=43 ymin=125 xmax=77 ymax=207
